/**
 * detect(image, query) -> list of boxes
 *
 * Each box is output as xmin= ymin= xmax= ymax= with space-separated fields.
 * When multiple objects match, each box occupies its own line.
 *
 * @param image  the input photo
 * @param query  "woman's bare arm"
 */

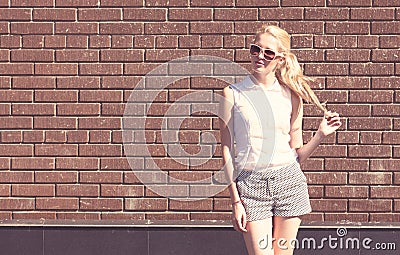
xmin=218 ymin=86 xmax=241 ymax=203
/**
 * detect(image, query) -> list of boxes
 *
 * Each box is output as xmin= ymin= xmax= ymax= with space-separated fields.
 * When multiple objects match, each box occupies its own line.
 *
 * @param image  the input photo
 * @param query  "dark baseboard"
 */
xmin=1 ymin=220 xmax=399 ymax=255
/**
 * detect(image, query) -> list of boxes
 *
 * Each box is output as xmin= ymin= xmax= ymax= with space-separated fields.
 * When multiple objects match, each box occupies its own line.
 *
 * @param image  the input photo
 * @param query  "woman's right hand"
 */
xmin=232 ymin=203 xmax=248 ymax=232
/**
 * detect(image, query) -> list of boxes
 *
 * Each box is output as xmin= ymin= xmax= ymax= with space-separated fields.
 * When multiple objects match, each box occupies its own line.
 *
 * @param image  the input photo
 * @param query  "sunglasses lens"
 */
xmin=250 ymin=45 xmax=261 ymax=56
xmin=263 ymin=49 xmax=276 ymax=60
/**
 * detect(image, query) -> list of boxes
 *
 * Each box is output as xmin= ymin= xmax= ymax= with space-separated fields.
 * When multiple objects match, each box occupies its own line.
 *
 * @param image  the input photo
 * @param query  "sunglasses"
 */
xmin=249 ymin=44 xmax=284 ymax=61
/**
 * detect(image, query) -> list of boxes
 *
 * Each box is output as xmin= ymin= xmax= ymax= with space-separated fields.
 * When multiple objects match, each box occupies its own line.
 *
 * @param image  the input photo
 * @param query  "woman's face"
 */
xmin=250 ymin=33 xmax=284 ymax=75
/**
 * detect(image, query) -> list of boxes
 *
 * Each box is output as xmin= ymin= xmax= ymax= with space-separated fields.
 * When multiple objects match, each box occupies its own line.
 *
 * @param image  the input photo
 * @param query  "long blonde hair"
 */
xmin=255 ymin=25 xmax=327 ymax=113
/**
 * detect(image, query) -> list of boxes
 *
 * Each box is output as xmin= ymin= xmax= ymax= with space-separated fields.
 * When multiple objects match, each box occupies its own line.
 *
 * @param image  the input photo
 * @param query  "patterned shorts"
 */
xmin=235 ymin=160 xmax=312 ymax=221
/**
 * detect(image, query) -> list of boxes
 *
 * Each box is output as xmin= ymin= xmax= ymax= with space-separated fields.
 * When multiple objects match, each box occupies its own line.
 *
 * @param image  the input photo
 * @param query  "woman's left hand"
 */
xmin=317 ymin=110 xmax=342 ymax=137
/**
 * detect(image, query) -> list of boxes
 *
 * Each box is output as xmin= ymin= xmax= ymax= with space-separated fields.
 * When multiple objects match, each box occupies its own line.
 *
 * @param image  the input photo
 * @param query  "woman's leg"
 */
xmin=242 ymin=217 xmax=274 ymax=255
xmin=272 ymin=216 xmax=301 ymax=255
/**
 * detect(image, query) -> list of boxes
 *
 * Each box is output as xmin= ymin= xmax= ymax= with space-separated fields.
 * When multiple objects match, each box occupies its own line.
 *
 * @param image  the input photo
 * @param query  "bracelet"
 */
xmin=232 ymin=199 xmax=243 ymax=205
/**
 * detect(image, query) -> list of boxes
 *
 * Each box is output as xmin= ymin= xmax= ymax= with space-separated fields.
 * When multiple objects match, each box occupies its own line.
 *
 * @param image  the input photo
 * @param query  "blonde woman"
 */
xmin=219 ymin=25 xmax=342 ymax=255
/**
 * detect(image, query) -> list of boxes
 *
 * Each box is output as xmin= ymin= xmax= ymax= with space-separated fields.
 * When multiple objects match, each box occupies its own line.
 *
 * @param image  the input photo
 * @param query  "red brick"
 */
xmin=372 ymin=22 xmax=400 ymax=34
xmin=336 ymin=35 xmax=358 ymax=48
xmin=11 ymin=0 xmax=53 ymax=6
xmin=1 ymin=35 xmax=21 ymax=48
xmin=36 ymin=171 xmax=77 ymax=183
xmin=79 ymin=8 xmax=121 ymax=21
xmin=156 ymin=35 xmax=178 ymax=48
xmin=12 ymin=184 xmax=55 ymax=196
xmin=190 ymin=0 xmax=233 ymax=6
xmin=35 ymin=90 xmax=77 ymax=102
xmin=101 ymin=0 xmax=142 ymax=6
xmin=0 ymin=63 xmax=33 ymax=75
xmin=101 ymin=185 xmax=143 ymax=197
xmin=349 ymin=199 xmax=391 ymax=212
xmin=102 ymin=77 xmax=141 ymax=89
xmin=304 ymin=63 xmax=349 ymax=76
xmin=13 ymin=212 xmax=56 ymax=220
xmin=373 ymin=0 xmax=400 ymax=7
xmin=291 ymin=35 xmax=313 ymax=48
xmin=349 ymin=90 xmax=392 ymax=103
xmin=33 ymin=8 xmax=76 ymax=21
xmin=89 ymin=130 xmax=110 ymax=143
xmin=35 ymin=144 xmax=78 ymax=156
xmin=190 ymin=22 xmax=233 ymax=34
xmin=80 ymin=90 xmax=122 ymax=102
xmin=260 ymin=8 xmax=303 ymax=21
xmin=310 ymin=199 xmax=347 ymax=212
xmin=57 ymin=184 xmax=99 ymax=197
xmin=1 ymin=131 xmax=22 ymax=143
xmin=22 ymin=35 xmax=44 ymax=48
xmin=214 ymin=8 xmax=257 ymax=21
xmin=350 ymin=63 xmax=394 ymax=75
xmin=360 ymin=131 xmax=381 ymax=144
xmin=87 ymin=34 xmax=110 ymax=47
xmin=351 ymin=7 xmax=394 ymax=20
xmin=0 ymin=171 xmax=33 ymax=183
xmin=34 ymin=117 xmax=77 ymax=129
xmin=383 ymin=131 xmax=400 ymax=144
xmin=125 ymin=198 xmax=168 ymax=211
xmin=373 ymin=105 xmax=400 ymax=116
xmin=45 ymin=130 xmax=66 ymax=143
xmin=12 ymin=77 xmax=55 ymax=89
xmin=326 ymin=22 xmax=370 ymax=34
xmin=145 ymin=22 xmax=188 ymax=34
xmin=306 ymin=172 xmax=347 ymax=184
xmin=88 ymin=34 xmax=111 ymax=47
xmin=79 ymin=171 xmax=122 ymax=184
xmin=326 ymin=77 xmax=369 ymax=89
xmin=371 ymin=159 xmax=400 ymax=171
xmin=66 ymin=35 xmax=88 ymax=48
xmin=66 ymin=130 xmax=89 ymax=143
xmin=56 ymin=22 xmax=98 ymax=34
xmin=133 ymin=35 xmax=155 ymax=48
xmin=0 ymin=90 xmax=32 ymax=102
xmin=100 ymin=22 xmax=143 ymax=34
xmin=372 ymin=49 xmax=400 ymax=62
xmin=79 ymin=64 xmax=123 ymax=75
xmin=0 ymin=117 xmax=32 ymax=129
xmin=11 ymin=22 xmax=53 ymax=34
xmin=55 ymin=0 xmax=98 ymax=7
xmin=305 ymin=7 xmax=349 ymax=20
xmin=100 ymin=157 xmax=134 ymax=170
xmin=349 ymin=145 xmax=391 ymax=158
xmin=358 ymin=35 xmax=379 ymax=48
xmin=0 ymin=8 xmax=31 ymax=20
xmin=57 ymin=103 xmax=100 ymax=116
xmin=325 ymin=158 xmax=368 ymax=171
xmin=326 ymin=49 xmax=370 ymax=62
xmin=79 ymin=145 xmax=122 ymax=156
xmin=100 ymin=49 xmax=143 ymax=62
xmin=349 ymin=172 xmax=392 ymax=184
xmin=58 ymin=212 xmax=100 ymax=220
xmin=327 ymin=0 xmax=372 ymax=7
xmin=111 ymin=35 xmax=133 ymax=48
xmin=370 ymin=213 xmax=400 ymax=222
xmin=282 ymin=0 xmax=324 ymax=6
xmin=146 ymin=212 xmax=189 ymax=221
xmin=314 ymin=35 xmax=335 ymax=48
xmin=23 ymin=131 xmax=44 ymax=143
xmin=12 ymin=157 xmax=54 ymax=170
xmin=79 ymin=117 xmax=120 ymax=129
xmin=57 ymin=77 xmax=100 ymax=89
xmin=145 ymin=49 xmax=189 ymax=61
xmin=56 ymin=157 xmax=98 ymax=170
xmin=371 ymin=187 xmax=400 ymax=198
xmin=326 ymin=186 xmax=368 ymax=198
xmin=124 ymin=8 xmax=166 ymax=21
xmin=379 ymin=35 xmax=400 ymax=48
xmin=35 ymin=63 xmax=78 ymax=75
xmin=0 ymin=198 xmax=34 ymax=210
xmin=325 ymin=213 xmax=368 ymax=222
xmin=36 ymin=198 xmax=79 ymax=210
xmin=236 ymin=0 xmax=278 ymax=6
xmin=56 ymin=49 xmax=99 ymax=62
xmin=279 ymin=21 xmax=324 ymax=34
xmin=80 ymin=198 xmax=123 ymax=211
xmin=169 ymin=8 xmax=211 ymax=21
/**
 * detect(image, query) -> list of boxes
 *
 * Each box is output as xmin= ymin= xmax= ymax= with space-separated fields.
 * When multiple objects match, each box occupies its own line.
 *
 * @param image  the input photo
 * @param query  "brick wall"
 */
xmin=0 ymin=0 xmax=399 ymax=222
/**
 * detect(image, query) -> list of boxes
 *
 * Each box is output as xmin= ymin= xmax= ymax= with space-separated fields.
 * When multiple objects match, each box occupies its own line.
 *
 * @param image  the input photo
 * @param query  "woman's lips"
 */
xmin=255 ymin=60 xmax=264 ymax=67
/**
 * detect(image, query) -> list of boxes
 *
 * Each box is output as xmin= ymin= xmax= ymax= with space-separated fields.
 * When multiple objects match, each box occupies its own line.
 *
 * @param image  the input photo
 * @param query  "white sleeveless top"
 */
xmin=229 ymin=75 xmax=299 ymax=172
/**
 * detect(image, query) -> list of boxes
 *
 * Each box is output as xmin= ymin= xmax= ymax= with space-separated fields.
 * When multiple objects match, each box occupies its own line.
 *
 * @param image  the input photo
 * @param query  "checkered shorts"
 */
xmin=235 ymin=160 xmax=312 ymax=221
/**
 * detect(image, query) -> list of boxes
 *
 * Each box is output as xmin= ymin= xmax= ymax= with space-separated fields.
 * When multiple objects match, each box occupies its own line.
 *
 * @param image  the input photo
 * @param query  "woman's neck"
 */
xmin=250 ymin=72 xmax=277 ymax=89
